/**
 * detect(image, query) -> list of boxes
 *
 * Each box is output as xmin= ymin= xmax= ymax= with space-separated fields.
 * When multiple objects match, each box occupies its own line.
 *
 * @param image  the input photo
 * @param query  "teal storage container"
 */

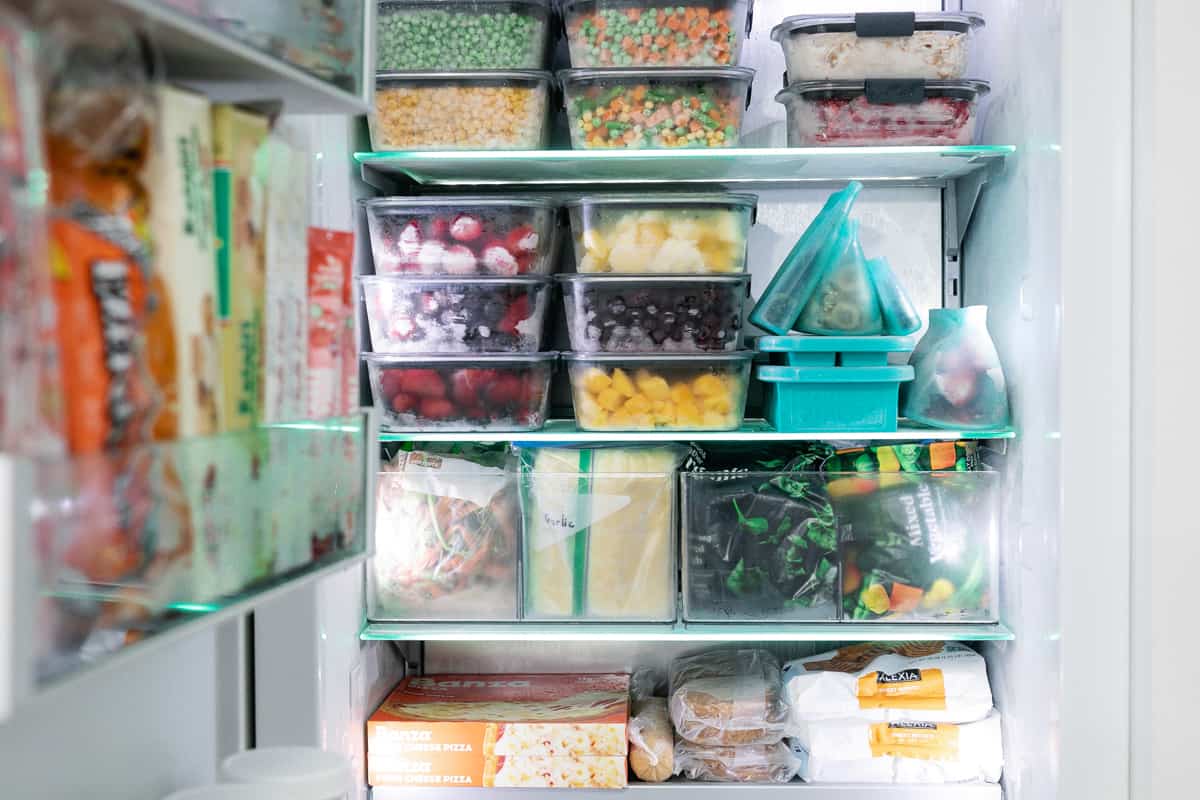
xmin=757 ymin=335 xmax=914 ymax=367
xmin=758 ymin=364 xmax=913 ymax=433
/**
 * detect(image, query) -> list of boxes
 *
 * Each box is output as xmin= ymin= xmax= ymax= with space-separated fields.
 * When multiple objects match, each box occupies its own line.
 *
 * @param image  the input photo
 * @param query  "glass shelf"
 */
xmin=15 ymin=0 xmax=370 ymax=112
xmin=372 ymin=785 xmax=1001 ymax=799
xmin=361 ymin=621 xmax=1014 ymax=643
xmin=356 ymin=145 xmax=1014 ymax=188
xmin=378 ymin=419 xmax=1016 ymax=444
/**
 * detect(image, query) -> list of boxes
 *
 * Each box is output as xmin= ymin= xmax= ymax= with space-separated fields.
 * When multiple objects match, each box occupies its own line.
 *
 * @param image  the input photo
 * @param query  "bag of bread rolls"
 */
xmin=669 ymin=649 xmax=790 ymax=746
xmin=628 ymin=697 xmax=674 ymax=783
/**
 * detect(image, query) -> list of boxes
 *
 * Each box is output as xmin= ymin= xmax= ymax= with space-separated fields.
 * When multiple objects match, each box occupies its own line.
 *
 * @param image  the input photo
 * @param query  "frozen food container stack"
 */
xmin=560 ymin=193 xmax=758 ymax=431
xmin=370 ymin=1 xmax=556 ymax=150
xmin=771 ymin=12 xmax=990 ymax=146
xmin=361 ymin=196 xmax=559 ymax=432
xmin=558 ymin=2 xmax=756 ymax=149
xmin=748 ymin=181 xmax=922 ymax=433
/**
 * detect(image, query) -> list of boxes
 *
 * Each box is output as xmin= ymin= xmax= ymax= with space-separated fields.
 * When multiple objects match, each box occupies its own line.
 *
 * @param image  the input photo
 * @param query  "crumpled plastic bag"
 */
xmin=668 ymin=648 xmax=790 ymax=746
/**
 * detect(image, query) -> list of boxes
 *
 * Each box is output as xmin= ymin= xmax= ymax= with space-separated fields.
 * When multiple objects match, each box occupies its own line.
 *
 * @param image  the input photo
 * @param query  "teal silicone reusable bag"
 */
xmin=794 ymin=218 xmax=884 ymax=335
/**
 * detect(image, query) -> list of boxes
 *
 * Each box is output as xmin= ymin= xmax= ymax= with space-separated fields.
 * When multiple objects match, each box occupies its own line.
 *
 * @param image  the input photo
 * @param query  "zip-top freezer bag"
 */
xmin=791 ymin=711 xmax=1003 ymax=783
xmin=675 ymin=740 xmax=802 ymax=783
xmin=518 ymin=445 xmax=683 ymax=621
xmin=669 ymin=648 xmax=790 ymax=747
xmin=782 ymin=642 xmax=993 ymax=724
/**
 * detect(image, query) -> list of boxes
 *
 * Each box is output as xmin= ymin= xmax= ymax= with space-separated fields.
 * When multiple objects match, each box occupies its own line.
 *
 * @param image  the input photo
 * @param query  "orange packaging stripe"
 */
xmin=856 ymin=668 xmax=948 ymax=711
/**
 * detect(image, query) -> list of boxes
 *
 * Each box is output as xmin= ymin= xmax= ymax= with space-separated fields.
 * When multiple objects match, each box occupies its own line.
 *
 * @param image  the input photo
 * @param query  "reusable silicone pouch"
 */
xmin=795 ymin=217 xmax=884 ymax=335
xmin=901 ymin=305 xmax=1010 ymax=430
xmin=867 ymin=256 xmax=922 ymax=336
xmin=750 ymin=181 xmax=861 ymax=335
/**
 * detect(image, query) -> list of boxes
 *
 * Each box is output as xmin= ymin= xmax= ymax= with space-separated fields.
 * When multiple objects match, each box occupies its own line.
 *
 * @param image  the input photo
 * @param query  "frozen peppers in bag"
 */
xmin=827 ymin=442 xmax=998 ymax=622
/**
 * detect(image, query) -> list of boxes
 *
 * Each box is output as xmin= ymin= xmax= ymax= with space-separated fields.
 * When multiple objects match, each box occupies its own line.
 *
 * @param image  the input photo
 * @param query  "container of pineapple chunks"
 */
xmin=565 ymin=193 xmax=756 ymax=274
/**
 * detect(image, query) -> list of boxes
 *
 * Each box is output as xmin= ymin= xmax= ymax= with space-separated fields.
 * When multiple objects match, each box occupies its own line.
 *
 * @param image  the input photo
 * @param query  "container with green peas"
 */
xmin=376 ymin=0 xmax=552 ymax=71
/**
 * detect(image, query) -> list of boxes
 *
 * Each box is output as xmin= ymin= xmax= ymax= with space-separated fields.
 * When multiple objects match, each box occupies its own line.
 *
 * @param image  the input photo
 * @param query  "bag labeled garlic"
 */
xmin=791 ymin=711 xmax=1003 ymax=784
xmin=783 ymin=642 xmax=993 ymax=724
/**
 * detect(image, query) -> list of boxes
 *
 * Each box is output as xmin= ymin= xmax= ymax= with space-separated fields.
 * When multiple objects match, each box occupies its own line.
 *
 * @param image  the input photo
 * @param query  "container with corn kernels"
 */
xmin=370 ymin=70 xmax=553 ymax=151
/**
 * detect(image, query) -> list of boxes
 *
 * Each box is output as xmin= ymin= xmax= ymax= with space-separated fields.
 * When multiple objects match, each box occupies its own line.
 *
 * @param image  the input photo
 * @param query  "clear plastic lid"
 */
xmin=363 ymin=195 xmax=558 ymax=211
xmin=771 ymin=12 xmax=985 ymax=40
xmin=380 ymin=0 xmax=552 ymax=8
xmin=364 ymin=352 xmax=557 ymax=365
xmin=360 ymin=274 xmax=552 ymax=286
xmin=560 ymin=0 xmax=756 ymax=37
xmin=563 ymin=351 xmax=754 ymax=363
xmin=559 ymin=66 xmax=756 ymax=85
xmin=564 ymin=192 xmax=758 ymax=211
xmin=557 ymin=274 xmax=750 ymax=286
xmin=777 ymin=79 xmax=990 ymax=104
xmin=377 ymin=69 xmax=554 ymax=85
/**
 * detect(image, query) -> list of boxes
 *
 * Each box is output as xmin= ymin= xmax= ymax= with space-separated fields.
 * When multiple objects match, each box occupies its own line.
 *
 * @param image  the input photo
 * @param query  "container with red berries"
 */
xmin=365 ymin=352 xmax=556 ymax=431
xmin=361 ymin=275 xmax=553 ymax=354
xmin=776 ymin=79 xmax=990 ymax=147
xmin=364 ymin=196 xmax=559 ymax=277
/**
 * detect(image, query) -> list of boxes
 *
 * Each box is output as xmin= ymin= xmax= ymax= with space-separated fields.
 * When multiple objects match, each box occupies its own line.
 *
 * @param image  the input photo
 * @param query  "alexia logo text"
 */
xmin=410 ymin=678 xmax=532 ymax=688
xmin=876 ymin=669 xmax=922 ymax=684
xmin=889 ymin=721 xmax=937 ymax=730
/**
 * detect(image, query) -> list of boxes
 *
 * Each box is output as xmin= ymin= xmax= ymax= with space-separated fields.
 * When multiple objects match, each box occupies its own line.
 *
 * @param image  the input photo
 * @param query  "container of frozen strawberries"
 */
xmin=361 ymin=275 xmax=552 ymax=353
xmin=776 ymin=79 xmax=990 ymax=147
xmin=365 ymin=353 xmax=555 ymax=431
xmin=364 ymin=196 xmax=559 ymax=276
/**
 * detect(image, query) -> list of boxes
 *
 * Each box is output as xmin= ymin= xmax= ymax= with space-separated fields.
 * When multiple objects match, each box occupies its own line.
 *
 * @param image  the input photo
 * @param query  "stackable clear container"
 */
xmin=370 ymin=450 xmax=521 ymax=620
xmin=772 ymin=12 xmax=985 ymax=81
xmin=365 ymin=352 xmax=554 ymax=431
xmin=683 ymin=471 xmax=840 ymax=622
xmin=376 ymin=1 xmax=553 ymax=71
xmin=559 ymin=274 xmax=749 ymax=352
xmin=777 ymin=79 xmax=990 ymax=147
xmin=517 ymin=446 xmax=681 ymax=621
xmin=370 ymin=70 xmax=552 ymax=150
xmin=364 ymin=196 xmax=559 ymax=277
xmin=565 ymin=351 xmax=752 ymax=430
xmin=361 ymin=275 xmax=552 ymax=353
xmin=561 ymin=0 xmax=753 ymax=68
xmin=560 ymin=67 xmax=754 ymax=148
xmin=566 ymin=193 xmax=756 ymax=274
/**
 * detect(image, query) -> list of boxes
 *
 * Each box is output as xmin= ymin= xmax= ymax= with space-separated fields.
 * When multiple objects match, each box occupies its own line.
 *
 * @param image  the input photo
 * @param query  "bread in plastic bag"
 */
xmin=628 ymin=696 xmax=674 ymax=783
xmin=675 ymin=740 xmax=801 ymax=783
xmin=669 ymin=649 xmax=789 ymax=746
xmin=782 ymin=642 xmax=993 ymax=724
xmin=791 ymin=711 xmax=1003 ymax=783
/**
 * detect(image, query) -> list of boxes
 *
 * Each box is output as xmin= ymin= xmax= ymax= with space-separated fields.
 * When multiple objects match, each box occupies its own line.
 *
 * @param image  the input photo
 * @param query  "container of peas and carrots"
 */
xmin=559 ymin=67 xmax=754 ymax=149
xmin=561 ymin=1 xmax=753 ymax=67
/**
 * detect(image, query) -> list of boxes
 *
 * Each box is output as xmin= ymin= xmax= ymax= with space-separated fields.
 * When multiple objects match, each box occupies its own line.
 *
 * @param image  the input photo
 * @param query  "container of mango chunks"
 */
xmin=564 ymin=351 xmax=753 ymax=431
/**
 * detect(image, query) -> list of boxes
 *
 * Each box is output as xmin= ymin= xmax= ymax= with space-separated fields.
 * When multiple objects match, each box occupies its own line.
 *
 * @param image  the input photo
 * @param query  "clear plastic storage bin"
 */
xmin=371 ymin=70 xmax=552 ymax=150
xmin=682 ymin=472 xmax=841 ymax=622
xmin=772 ymin=12 xmax=985 ymax=81
xmin=562 ymin=0 xmax=753 ymax=68
xmin=376 ymin=1 xmax=552 ymax=71
xmin=560 ymin=67 xmax=754 ymax=148
xmin=364 ymin=196 xmax=558 ymax=277
xmin=777 ymin=79 xmax=990 ymax=147
xmin=517 ymin=446 xmax=682 ymax=621
xmin=370 ymin=448 xmax=521 ymax=621
xmin=361 ymin=274 xmax=551 ymax=354
xmin=365 ymin=353 xmax=554 ymax=431
xmin=559 ymin=274 xmax=749 ymax=353
xmin=565 ymin=351 xmax=753 ymax=430
xmin=566 ymin=192 xmax=756 ymax=274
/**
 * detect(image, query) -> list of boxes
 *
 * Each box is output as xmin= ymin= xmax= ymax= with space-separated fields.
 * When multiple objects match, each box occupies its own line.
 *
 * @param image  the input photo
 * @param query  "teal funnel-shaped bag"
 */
xmin=749 ymin=182 xmax=921 ymax=336
xmin=902 ymin=306 xmax=1011 ymax=431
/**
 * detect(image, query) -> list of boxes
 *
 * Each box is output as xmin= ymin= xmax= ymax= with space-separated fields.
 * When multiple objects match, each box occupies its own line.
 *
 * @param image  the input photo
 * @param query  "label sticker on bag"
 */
xmin=868 ymin=720 xmax=960 ymax=760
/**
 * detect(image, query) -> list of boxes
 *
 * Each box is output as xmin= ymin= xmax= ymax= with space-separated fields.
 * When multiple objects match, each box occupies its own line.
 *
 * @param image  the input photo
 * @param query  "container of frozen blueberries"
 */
xmin=565 ymin=351 xmax=753 ymax=431
xmin=370 ymin=70 xmax=553 ymax=151
xmin=365 ymin=352 xmax=555 ymax=431
xmin=561 ymin=0 xmax=753 ymax=68
xmin=376 ymin=1 xmax=553 ymax=71
xmin=361 ymin=274 xmax=552 ymax=353
xmin=772 ymin=12 xmax=985 ymax=81
xmin=559 ymin=67 xmax=754 ymax=149
xmin=364 ymin=196 xmax=559 ymax=276
xmin=559 ymin=274 xmax=749 ymax=353
xmin=776 ymin=79 xmax=990 ymax=147
xmin=565 ymin=192 xmax=756 ymax=274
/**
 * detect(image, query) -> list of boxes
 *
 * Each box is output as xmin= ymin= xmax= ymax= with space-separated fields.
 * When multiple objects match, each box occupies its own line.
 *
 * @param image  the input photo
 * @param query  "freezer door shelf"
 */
xmin=372 ymin=783 xmax=1001 ymax=799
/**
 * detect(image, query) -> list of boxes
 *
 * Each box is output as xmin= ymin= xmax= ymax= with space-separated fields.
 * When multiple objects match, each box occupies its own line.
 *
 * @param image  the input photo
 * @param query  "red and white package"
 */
xmin=307 ymin=227 xmax=354 ymax=419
